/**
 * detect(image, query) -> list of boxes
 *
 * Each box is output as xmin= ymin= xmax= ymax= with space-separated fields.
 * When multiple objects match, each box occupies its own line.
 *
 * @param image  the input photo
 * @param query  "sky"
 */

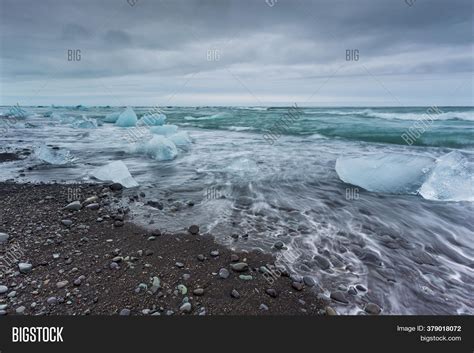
xmin=0 ymin=0 xmax=472 ymax=106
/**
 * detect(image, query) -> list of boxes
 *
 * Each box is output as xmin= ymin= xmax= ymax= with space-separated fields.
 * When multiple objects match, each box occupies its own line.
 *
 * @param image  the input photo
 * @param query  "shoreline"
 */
xmin=0 ymin=181 xmax=329 ymax=315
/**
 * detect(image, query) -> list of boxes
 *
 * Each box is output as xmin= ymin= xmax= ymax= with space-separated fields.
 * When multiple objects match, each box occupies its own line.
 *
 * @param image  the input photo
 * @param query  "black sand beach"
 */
xmin=0 ymin=181 xmax=328 ymax=316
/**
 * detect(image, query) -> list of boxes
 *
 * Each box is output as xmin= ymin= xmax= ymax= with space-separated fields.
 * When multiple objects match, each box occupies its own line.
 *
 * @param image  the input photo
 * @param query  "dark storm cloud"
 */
xmin=0 ymin=0 xmax=472 ymax=105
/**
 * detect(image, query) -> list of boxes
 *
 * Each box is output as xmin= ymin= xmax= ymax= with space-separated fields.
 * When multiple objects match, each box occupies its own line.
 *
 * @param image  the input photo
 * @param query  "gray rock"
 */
xmin=15 ymin=306 xmax=26 ymax=315
xmin=85 ymin=203 xmax=100 ymax=210
xmin=197 ymin=254 xmax=205 ymax=261
xmin=188 ymin=225 xmax=199 ymax=234
xmin=0 ymin=285 xmax=8 ymax=294
xmin=210 ymin=250 xmax=219 ymax=257
xmin=177 ymin=284 xmax=187 ymax=295
xmin=265 ymin=288 xmax=278 ymax=298
xmin=313 ymin=255 xmax=331 ymax=270
xmin=175 ymin=262 xmax=184 ymax=268
xmin=109 ymin=262 xmax=119 ymax=270
xmin=0 ymin=304 xmax=8 ymax=310
xmin=259 ymin=303 xmax=269 ymax=311
xmin=218 ymin=268 xmax=230 ymax=279
xmin=47 ymin=297 xmax=57 ymax=305
xmin=19 ymin=263 xmax=32 ymax=274
xmin=64 ymin=200 xmax=82 ymax=211
xmin=364 ymin=303 xmax=381 ymax=315
xmin=239 ymin=275 xmax=253 ymax=281
xmin=179 ymin=302 xmax=192 ymax=313
xmin=7 ymin=291 xmax=16 ymax=298
xmin=325 ymin=306 xmax=338 ymax=315
xmin=330 ymin=291 xmax=349 ymax=304
xmin=230 ymin=254 xmax=239 ymax=262
xmin=193 ymin=288 xmax=204 ymax=296
xmin=231 ymin=289 xmax=240 ymax=299
xmin=182 ymin=273 xmax=191 ymax=281
xmin=56 ymin=280 xmax=68 ymax=289
xmin=273 ymin=241 xmax=284 ymax=250
xmin=119 ymin=308 xmax=131 ymax=316
xmin=230 ymin=262 xmax=249 ymax=272
xmin=292 ymin=282 xmax=304 ymax=291
xmin=303 ymin=276 xmax=315 ymax=287
xmin=355 ymin=284 xmax=367 ymax=292
xmin=110 ymin=183 xmax=123 ymax=191
xmin=114 ymin=220 xmax=124 ymax=227
xmin=150 ymin=277 xmax=161 ymax=294
xmin=146 ymin=200 xmax=163 ymax=210
xmin=0 ymin=232 xmax=9 ymax=244
xmin=0 ymin=310 xmax=6 ymax=316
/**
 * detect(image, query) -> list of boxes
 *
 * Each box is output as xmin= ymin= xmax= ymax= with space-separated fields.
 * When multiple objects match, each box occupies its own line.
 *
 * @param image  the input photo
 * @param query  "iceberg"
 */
xmin=168 ymin=131 xmax=191 ymax=147
xmin=91 ymin=161 xmax=139 ymax=188
xmin=139 ymin=112 xmax=167 ymax=126
xmin=115 ymin=106 xmax=138 ymax=127
xmin=133 ymin=135 xmax=178 ymax=161
xmin=419 ymin=151 xmax=474 ymax=202
xmin=335 ymin=153 xmax=434 ymax=194
xmin=104 ymin=111 xmax=121 ymax=123
xmin=150 ymin=124 xmax=178 ymax=136
xmin=34 ymin=144 xmax=77 ymax=165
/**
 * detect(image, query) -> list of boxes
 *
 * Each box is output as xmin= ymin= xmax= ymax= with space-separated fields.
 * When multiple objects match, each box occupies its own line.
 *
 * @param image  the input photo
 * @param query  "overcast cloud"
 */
xmin=0 ymin=0 xmax=472 ymax=106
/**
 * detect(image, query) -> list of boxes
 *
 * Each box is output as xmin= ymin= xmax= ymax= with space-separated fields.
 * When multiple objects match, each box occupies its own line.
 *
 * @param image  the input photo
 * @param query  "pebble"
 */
xmin=179 ymin=302 xmax=192 ymax=313
xmin=364 ymin=303 xmax=381 ymax=315
xmin=175 ymin=262 xmax=185 ymax=268
xmin=313 ymin=255 xmax=331 ymax=270
xmin=146 ymin=200 xmax=163 ymax=210
xmin=330 ymin=291 xmax=349 ymax=304
xmin=0 ymin=232 xmax=9 ymax=244
xmin=150 ymin=277 xmax=161 ymax=294
xmin=325 ymin=306 xmax=338 ymax=316
xmin=188 ymin=225 xmax=199 ymax=234
xmin=265 ymin=288 xmax=278 ymax=298
xmin=259 ymin=304 xmax=269 ymax=311
xmin=239 ymin=275 xmax=253 ymax=281
xmin=56 ymin=280 xmax=68 ymax=289
xmin=218 ymin=268 xmax=230 ymax=279
xmin=182 ymin=274 xmax=191 ymax=281
xmin=0 ymin=304 xmax=7 ymax=310
xmin=114 ymin=221 xmax=124 ymax=227
xmin=47 ymin=297 xmax=57 ymax=305
xmin=273 ymin=241 xmax=284 ymax=250
xmin=0 ymin=310 xmax=6 ymax=316
xmin=110 ymin=183 xmax=123 ymax=191
xmin=0 ymin=285 xmax=8 ymax=294
xmin=19 ymin=263 xmax=32 ymax=274
xmin=230 ymin=254 xmax=240 ymax=262
xmin=210 ymin=250 xmax=219 ymax=257
xmin=230 ymin=262 xmax=249 ymax=272
xmin=303 ymin=276 xmax=315 ymax=287
xmin=197 ymin=254 xmax=205 ymax=261
xmin=355 ymin=284 xmax=367 ymax=292
xmin=119 ymin=308 xmax=131 ymax=316
xmin=177 ymin=284 xmax=188 ymax=295
xmin=292 ymin=282 xmax=304 ymax=291
xmin=64 ymin=200 xmax=82 ymax=211
xmin=145 ymin=250 xmax=154 ymax=256
xmin=231 ymin=289 xmax=240 ymax=299
xmin=109 ymin=262 xmax=119 ymax=270
xmin=193 ymin=288 xmax=204 ymax=296
xmin=16 ymin=306 xmax=26 ymax=315
xmin=85 ymin=203 xmax=100 ymax=210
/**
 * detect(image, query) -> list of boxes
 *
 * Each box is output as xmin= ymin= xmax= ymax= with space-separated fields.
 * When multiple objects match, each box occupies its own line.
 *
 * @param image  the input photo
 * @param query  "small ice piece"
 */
xmin=115 ymin=107 xmax=138 ymax=127
xmin=91 ymin=161 xmax=139 ymax=188
xmin=72 ymin=116 xmax=98 ymax=129
xmin=133 ymin=135 xmax=178 ymax=161
xmin=34 ymin=144 xmax=76 ymax=165
xmin=168 ymin=131 xmax=191 ymax=147
xmin=104 ymin=111 xmax=121 ymax=123
xmin=150 ymin=124 xmax=178 ymax=136
xmin=139 ymin=113 xmax=166 ymax=126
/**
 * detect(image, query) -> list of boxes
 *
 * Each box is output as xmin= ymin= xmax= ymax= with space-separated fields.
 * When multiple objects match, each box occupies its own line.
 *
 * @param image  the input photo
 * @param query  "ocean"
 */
xmin=1 ymin=105 xmax=473 ymax=315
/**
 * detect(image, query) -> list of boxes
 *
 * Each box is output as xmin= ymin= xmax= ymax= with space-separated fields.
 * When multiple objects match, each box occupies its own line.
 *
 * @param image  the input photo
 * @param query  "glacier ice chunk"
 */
xmin=168 ymin=131 xmax=191 ymax=147
xmin=335 ymin=153 xmax=435 ymax=194
xmin=419 ymin=151 xmax=474 ymax=202
xmin=139 ymin=113 xmax=166 ymax=126
xmin=104 ymin=111 xmax=121 ymax=123
xmin=34 ymin=144 xmax=77 ymax=165
xmin=91 ymin=161 xmax=139 ymax=188
xmin=150 ymin=124 xmax=178 ymax=136
xmin=133 ymin=135 xmax=178 ymax=161
xmin=115 ymin=107 xmax=138 ymax=127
